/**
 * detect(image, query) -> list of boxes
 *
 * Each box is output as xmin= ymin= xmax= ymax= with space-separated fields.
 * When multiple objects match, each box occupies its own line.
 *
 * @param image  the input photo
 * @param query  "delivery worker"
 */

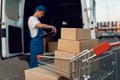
xmin=28 ymin=5 xmax=56 ymax=68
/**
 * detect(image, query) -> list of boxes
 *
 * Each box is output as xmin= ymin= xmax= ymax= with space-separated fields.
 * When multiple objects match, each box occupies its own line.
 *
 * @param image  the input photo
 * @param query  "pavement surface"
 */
xmin=0 ymin=56 xmax=29 ymax=80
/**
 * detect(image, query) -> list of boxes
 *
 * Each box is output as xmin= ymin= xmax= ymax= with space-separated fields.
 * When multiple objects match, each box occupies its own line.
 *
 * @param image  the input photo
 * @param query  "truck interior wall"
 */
xmin=23 ymin=0 xmax=83 ymax=52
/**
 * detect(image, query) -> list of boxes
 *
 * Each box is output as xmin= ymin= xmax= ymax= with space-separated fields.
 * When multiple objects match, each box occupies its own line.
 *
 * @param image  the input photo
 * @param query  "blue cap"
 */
xmin=35 ymin=5 xmax=47 ymax=12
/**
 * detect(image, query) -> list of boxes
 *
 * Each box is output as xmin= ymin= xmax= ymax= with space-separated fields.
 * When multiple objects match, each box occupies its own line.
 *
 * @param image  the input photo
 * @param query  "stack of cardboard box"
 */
xmin=54 ymin=28 xmax=99 ymax=78
xmin=58 ymin=28 xmax=98 ymax=53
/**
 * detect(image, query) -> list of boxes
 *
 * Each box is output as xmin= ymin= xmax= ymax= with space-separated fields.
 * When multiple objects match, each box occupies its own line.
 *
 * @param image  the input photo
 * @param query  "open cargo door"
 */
xmin=1 ymin=0 xmax=25 ymax=58
xmin=81 ymin=0 xmax=96 ymax=39
xmin=89 ymin=0 xmax=96 ymax=39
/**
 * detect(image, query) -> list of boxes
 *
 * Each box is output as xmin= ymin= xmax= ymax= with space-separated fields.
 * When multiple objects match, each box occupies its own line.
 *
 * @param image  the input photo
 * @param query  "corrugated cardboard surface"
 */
xmin=48 ymin=42 xmax=58 ymax=52
xmin=54 ymin=50 xmax=99 ymax=79
xmin=25 ymin=67 xmax=68 ymax=80
xmin=58 ymin=39 xmax=98 ymax=53
xmin=54 ymin=50 xmax=76 ymax=78
xmin=61 ymin=28 xmax=91 ymax=40
xmin=44 ymin=36 xmax=52 ymax=52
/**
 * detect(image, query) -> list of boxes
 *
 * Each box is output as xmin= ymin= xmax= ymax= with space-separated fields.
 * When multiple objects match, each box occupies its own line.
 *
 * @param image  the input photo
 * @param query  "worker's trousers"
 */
xmin=30 ymin=28 xmax=44 ymax=68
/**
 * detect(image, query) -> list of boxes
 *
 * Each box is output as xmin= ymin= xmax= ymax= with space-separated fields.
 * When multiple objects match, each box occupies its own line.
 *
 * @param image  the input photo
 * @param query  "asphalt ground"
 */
xmin=0 ymin=38 xmax=120 ymax=80
xmin=0 ymin=56 xmax=29 ymax=80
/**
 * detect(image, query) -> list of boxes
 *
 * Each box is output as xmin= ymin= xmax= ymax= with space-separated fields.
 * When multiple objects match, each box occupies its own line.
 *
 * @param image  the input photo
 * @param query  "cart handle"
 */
xmin=83 ymin=41 xmax=120 ymax=62
xmin=110 ymin=41 xmax=120 ymax=47
xmin=93 ymin=41 xmax=120 ymax=57
xmin=93 ymin=42 xmax=110 ymax=56
xmin=36 ymin=54 xmax=71 ymax=60
xmin=36 ymin=55 xmax=43 ymax=60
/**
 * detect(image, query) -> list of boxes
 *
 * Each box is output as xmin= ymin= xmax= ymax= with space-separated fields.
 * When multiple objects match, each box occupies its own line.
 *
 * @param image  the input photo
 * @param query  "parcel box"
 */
xmin=54 ymin=50 xmax=76 ymax=78
xmin=54 ymin=50 xmax=99 ymax=79
xmin=57 ymin=39 xmax=98 ymax=53
xmin=25 ymin=67 xmax=68 ymax=80
xmin=44 ymin=36 xmax=52 ymax=52
xmin=48 ymin=41 xmax=58 ymax=52
xmin=61 ymin=28 xmax=91 ymax=40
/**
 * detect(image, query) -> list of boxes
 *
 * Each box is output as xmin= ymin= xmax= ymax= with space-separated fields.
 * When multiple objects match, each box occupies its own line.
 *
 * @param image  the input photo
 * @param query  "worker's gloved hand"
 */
xmin=50 ymin=26 xmax=57 ymax=34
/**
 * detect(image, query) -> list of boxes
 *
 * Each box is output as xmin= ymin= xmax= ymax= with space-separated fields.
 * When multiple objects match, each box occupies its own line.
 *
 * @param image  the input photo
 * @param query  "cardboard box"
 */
xmin=25 ymin=67 xmax=69 ymax=80
xmin=57 ymin=39 xmax=98 ymax=53
xmin=54 ymin=50 xmax=76 ymax=78
xmin=61 ymin=28 xmax=91 ymax=40
xmin=44 ymin=36 xmax=52 ymax=52
xmin=54 ymin=50 xmax=99 ymax=79
xmin=48 ymin=42 xmax=58 ymax=52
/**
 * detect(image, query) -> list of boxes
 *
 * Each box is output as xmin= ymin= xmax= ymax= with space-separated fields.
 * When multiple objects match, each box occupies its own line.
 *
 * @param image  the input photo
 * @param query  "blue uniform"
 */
xmin=30 ymin=28 xmax=44 ymax=68
xmin=28 ymin=5 xmax=47 ymax=68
